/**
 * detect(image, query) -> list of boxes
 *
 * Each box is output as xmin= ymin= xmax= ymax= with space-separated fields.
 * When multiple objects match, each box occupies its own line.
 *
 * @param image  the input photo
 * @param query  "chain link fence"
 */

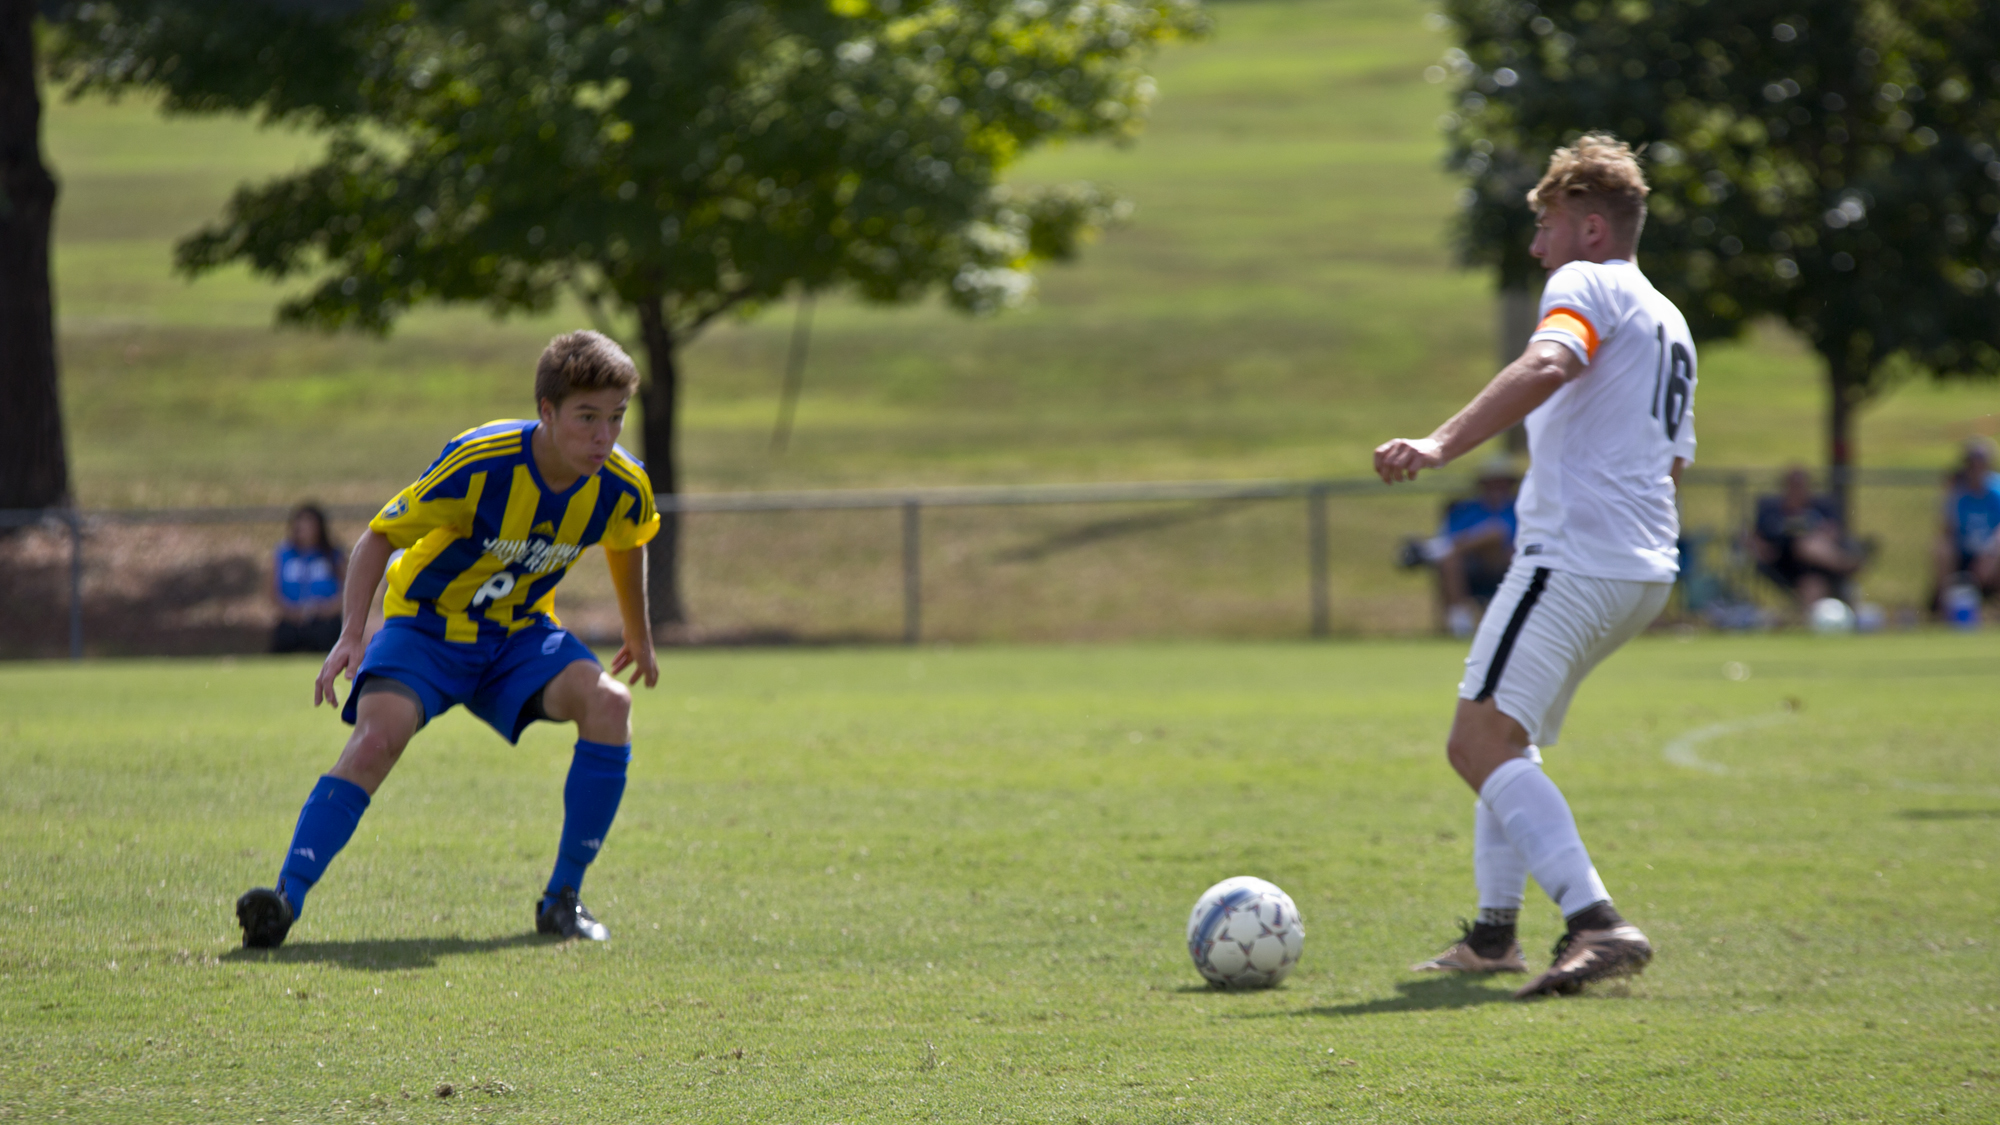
xmin=0 ymin=468 xmax=1953 ymax=659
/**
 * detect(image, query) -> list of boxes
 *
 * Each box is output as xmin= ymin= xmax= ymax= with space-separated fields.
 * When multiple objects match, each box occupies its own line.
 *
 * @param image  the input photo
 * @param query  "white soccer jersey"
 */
xmin=1517 ymin=258 xmax=1697 ymax=583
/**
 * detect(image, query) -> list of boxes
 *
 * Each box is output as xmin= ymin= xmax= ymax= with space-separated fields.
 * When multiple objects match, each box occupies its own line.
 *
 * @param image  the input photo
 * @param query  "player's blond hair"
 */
xmin=535 ymin=330 xmax=641 ymax=408
xmin=1527 ymin=132 xmax=1650 ymax=245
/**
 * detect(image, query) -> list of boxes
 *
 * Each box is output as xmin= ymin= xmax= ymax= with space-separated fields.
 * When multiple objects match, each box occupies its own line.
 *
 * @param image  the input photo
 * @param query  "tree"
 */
xmin=1 ymin=0 xmax=69 ymax=513
xmin=49 ymin=0 xmax=1208 ymax=626
xmin=1439 ymin=0 xmax=2000 ymax=519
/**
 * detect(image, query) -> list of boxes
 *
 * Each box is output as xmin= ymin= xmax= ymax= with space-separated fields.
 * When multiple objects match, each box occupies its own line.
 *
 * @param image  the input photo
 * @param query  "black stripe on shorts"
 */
xmin=1474 ymin=566 xmax=1551 ymax=703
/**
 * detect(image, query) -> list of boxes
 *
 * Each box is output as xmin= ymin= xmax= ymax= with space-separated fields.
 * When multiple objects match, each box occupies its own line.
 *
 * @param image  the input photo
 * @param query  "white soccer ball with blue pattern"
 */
xmin=1186 ymin=876 xmax=1304 ymax=989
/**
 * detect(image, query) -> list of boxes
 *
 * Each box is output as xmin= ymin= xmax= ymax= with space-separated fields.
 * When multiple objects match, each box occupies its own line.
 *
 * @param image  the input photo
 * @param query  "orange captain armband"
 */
xmin=1537 ymin=307 xmax=1600 ymax=359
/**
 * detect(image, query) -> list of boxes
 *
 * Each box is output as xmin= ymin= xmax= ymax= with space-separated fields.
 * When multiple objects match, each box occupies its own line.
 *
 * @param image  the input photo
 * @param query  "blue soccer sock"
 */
xmin=276 ymin=775 xmax=371 ymax=918
xmin=543 ymin=739 xmax=631 ymax=909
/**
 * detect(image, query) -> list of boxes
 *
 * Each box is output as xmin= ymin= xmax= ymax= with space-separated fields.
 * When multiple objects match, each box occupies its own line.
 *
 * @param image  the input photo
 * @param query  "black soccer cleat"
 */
xmin=536 ymin=886 xmax=609 ymax=942
xmin=236 ymin=887 xmax=295 ymax=950
xmin=1513 ymin=923 xmax=1653 ymax=999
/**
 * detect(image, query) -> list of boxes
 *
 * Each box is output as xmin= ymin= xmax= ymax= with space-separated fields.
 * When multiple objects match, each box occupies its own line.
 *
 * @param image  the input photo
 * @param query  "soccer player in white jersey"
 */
xmin=1375 ymin=134 xmax=1697 ymax=998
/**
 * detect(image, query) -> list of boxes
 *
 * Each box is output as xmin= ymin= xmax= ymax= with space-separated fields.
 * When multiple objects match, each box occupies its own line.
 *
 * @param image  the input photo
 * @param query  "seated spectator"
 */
xmin=271 ymin=503 xmax=345 ymax=654
xmin=1398 ymin=459 xmax=1518 ymax=637
xmin=1748 ymin=466 xmax=1866 ymax=611
xmin=1933 ymin=437 xmax=2000 ymax=613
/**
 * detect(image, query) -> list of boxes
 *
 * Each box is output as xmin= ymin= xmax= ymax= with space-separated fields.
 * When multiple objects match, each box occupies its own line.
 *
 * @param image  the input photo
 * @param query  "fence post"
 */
xmin=66 ymin=508 xmax=84 ymax=660
xmin=901 ymin=499 xmax=922 ymax=645
xmin=1726 ymin=471 xmax=1749 ymax=591
xmin=1307 ymin=484 xmax=1330 ymax=638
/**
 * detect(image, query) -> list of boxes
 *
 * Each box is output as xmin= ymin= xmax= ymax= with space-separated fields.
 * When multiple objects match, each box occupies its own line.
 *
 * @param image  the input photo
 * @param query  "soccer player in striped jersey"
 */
xmin=1374 ymin=135 xmax=1697 ymax=998
xmin=236 ymin=331 xmax=663 ymax=948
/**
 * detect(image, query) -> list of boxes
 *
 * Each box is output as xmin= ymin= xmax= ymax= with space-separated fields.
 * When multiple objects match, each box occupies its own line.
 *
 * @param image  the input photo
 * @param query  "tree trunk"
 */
xmin=1824 ymin=349 xmax=1858 ymax=529
xmin=1497 ymin=284 xmax=1540 ymax=455
xmin=0 ymin=0 xmax=69 ymax=512
xmin=634 ymin=293 xmax=687 ymax=632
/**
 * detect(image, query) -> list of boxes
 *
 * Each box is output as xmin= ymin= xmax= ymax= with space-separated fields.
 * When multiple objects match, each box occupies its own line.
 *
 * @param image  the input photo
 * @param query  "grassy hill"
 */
xmin=31 ymin=0 xmax=2000 ymax=638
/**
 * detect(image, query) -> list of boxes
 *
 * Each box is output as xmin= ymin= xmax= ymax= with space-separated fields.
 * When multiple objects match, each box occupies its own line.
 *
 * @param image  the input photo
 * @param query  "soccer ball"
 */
xmin=1808 ymin=597 xmax=1856 ymax=634
xmin=1186 ymin=876 xmax=1304 ymax=989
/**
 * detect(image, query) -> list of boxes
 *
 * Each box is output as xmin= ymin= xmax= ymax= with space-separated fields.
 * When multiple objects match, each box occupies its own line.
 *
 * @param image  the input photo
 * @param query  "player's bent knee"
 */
xmin=332 ymin=724 xmax=410 ymax=793
xmin=1446 ymin=708 xmax=1529 ymax=791
xmin=571 ymin=674 xmax=631 ymax=742
xmin=359 ymin=721 xmax=411 ymax=758
xmin=1445 ymin=732 xmax=1481 ymax=774
xmin=594 ymin=676 xmax=631 ymax=722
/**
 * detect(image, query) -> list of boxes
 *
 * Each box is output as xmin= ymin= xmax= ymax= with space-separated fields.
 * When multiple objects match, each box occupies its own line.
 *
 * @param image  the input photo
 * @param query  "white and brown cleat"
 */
xmin=1513 ymin=924 xmax=1653 ymax=999
xmin=1411 ymin=928 xmax=1529 ymax=974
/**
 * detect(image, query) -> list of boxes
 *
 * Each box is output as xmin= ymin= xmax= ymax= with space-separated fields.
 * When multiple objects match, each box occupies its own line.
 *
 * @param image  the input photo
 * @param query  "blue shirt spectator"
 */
xmin=276 ymin=543 xmax=341 ymax=607
xmin=1936 ymin=439 xmax=2000 ymax=612
xmin=1442 ymin=492 xmax=1518 ymax=547
xmin=272 ymin=503 xmax=346 ymax=654
xmin=1748 ymin=466 xmax=1866 ymax=612
xmin=1399 ymin=459 xmax=1518 ymax=636
xmin=1947 ymin=470 xmax=2000 ymax=562
xmin=1753 ymin=491 xmax=1841 ymax=552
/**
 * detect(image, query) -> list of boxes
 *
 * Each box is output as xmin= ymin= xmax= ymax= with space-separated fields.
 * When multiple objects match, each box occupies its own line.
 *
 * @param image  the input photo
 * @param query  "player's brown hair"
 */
xmin=1527 ymin=132 xmax=1650 ymax=245
xmin=535 ymin=330 xmax=641 ymax=408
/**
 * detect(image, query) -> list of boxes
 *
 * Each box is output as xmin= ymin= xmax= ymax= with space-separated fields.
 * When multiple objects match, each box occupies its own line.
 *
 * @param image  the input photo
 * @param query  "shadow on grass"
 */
xmin=1283 ymin=975 xmax=1516 ymax=1017
xmin=223 ymin=932 xmax=547 ymax=970
xmin=1897 ymin=808 xmax=2000 ymax=820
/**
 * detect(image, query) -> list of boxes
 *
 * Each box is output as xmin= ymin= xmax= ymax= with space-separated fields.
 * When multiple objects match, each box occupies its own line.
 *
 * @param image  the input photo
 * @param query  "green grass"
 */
xmin=3 ymin=636 xmax=1996 ymax=1121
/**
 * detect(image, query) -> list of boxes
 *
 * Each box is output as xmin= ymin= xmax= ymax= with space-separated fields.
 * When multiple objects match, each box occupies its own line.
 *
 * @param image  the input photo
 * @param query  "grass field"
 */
xmin=3 ymin=635 xmax=1996 ymax=1122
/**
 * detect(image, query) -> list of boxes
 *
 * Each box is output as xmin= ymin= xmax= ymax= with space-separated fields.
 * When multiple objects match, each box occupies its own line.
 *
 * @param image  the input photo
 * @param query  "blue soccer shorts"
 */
xmin=341 ymin=620 xmax=600 ymax=744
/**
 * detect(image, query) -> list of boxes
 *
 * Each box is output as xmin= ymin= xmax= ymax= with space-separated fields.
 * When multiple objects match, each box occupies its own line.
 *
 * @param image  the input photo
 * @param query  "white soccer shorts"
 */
xmin=1457 ymin=560 xmax=1672 ymax=747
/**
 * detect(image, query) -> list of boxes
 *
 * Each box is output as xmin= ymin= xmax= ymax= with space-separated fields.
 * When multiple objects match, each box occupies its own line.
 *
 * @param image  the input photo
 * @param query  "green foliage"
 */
xmin=50 ymin=0 xmax=1209 ymax=336
xmin=4 ymin=636 xmax=1999 ymax=1120
xmin=1439 ymin=0 xmax=2000 ymax=410
xmin=44 ymin=0 xmax=375 ymax=125
xmin=46 ymin=0 xmax=1208 ymax=624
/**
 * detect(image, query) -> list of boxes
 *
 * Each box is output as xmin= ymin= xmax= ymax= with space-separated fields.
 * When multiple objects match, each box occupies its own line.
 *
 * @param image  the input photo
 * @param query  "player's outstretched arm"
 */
xmin=1374 ymin=341 xmax=1584 ymax=483
xmin=315 ymin=530 xmax=394 ymax=708
xmin=605 ymin=544 xmax=659 ymax=689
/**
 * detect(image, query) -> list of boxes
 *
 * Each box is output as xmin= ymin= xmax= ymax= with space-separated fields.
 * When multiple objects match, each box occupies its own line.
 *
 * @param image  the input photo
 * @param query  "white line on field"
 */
xmin=1661 ymin=717 xmax=2000 ymax=798
xmin=1661 ymin=713 xmax=1792 ymax=776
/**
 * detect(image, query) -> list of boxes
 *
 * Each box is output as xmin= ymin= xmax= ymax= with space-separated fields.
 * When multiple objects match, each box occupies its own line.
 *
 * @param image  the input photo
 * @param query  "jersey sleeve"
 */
xmin=1673 ymin=408 xmax=1698 ymax=464
xmin=1673 ymin=351 xmax=1699 ymax=463
xmin=368 ymin=430 xmax=485 ymax=549
xmin=1530 ymin=264 xmax=1608 ymax=364
xmin=599 ymin=449 xmax=662 ymax=551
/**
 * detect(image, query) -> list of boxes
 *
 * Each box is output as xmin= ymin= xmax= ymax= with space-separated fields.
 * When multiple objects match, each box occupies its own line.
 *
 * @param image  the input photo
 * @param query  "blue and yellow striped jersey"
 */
xmin=368 ymin=420 xmax=660 ymax=643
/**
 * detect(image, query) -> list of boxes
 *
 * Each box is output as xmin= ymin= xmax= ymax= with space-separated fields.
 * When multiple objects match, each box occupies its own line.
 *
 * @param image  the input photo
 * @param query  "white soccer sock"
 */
xmin=1473 ymin=796 xmax=1528 ymax=913
xmin=1480 ymin=756 xmax=1610 ymax=918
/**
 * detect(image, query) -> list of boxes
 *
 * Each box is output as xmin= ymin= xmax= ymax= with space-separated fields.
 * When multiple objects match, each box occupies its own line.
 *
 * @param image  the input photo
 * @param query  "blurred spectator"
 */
xmin=1933 ymin=437 xmax=2000 ymax=615
xmin=1748 ymin=466 xmax=1867 ymax=611
xmin=271 ymin=503 xmax=345 ymax=654
xmin=1398 ymin=458 xmax=1518 ymax=637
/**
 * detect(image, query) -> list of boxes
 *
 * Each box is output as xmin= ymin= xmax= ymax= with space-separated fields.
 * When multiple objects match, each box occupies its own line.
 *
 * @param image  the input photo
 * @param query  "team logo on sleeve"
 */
xmin=380 ymin=496 xmax=408 ymax=520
